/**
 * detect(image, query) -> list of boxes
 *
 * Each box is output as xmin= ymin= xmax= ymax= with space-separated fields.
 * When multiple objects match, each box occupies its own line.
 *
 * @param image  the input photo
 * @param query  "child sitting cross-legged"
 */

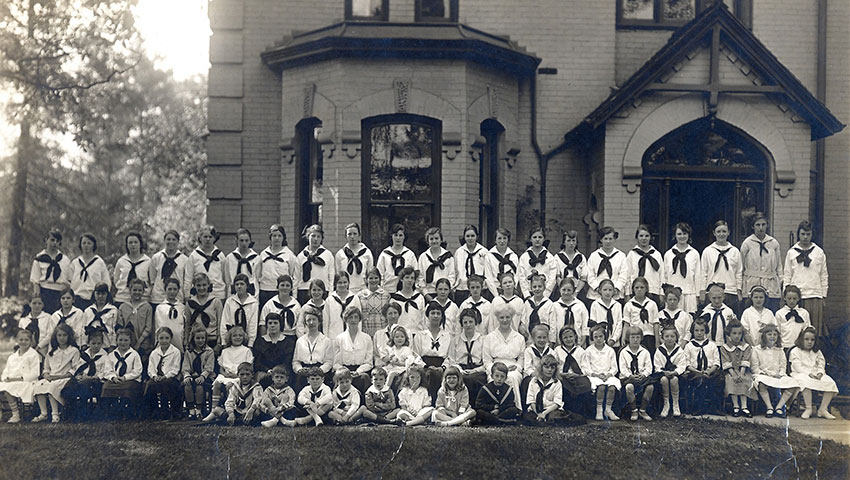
xmin=473 ymin=362 xmax=520 ymax=426
xmin=358 ymin=367 xmax=400 ymax=425
xmin=294 ymin=366 xmax=334 ymax=426
xmin=203 ymin=362 xmax=263 ymax=426
xmin=432 ymin=366 xmax=476 ymax=427
xmin=328 ymin=368 xmax=363 ymax=425
xmin=259 ymin=364 xmax=297 ymax=427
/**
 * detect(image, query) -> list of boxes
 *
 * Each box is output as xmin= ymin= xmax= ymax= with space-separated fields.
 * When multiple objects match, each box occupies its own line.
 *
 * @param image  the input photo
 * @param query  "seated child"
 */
xmin=294 ymin=366 xmax=333 ymax=426
xmin=789 ymin=326 xmax=838 ymax=419
xmin=653 ymin=325 xmax=687 ymax=418
xmin=18 ymin=295 xmax=51 ymax=356
xmin=182 ymin=325 xmax=215 ymax=420
xmin=359 ymin=367 xmax=400 ymax=424
xmin=447 ymin=308 xmax=487 ymax=402
xmin=143 ymin=327 xmax=182 ymax=420
xmin=751 ymin=324 xmax=799 ymax=418
xmin=682 ymin=319 xmax=723 ymax=415
xmin=61 ymin=330 xmax=109 ymax=422
xmin=553 ymin=326 xmax=592 ymax=415
xmin=775 ymin=285 xmax=810 ymax=351
xmin=618 ymin=326 xmax=655 ymax=421
xmin=259 ymin=364 xmax=297 ymax=427
xmin=328 ymin=368 xmax=363 ymax=425
xmin=81 ymin=283 xmax=117 ymax=350
xmin=658 ymin=286 xmax=690 ymax=347
xmin=581 ymin=324 xmax=621 ymax=421
xmin=204 ymin=362 xmax=263 ymax=425
xmin=153 ymin=279 xmax=185 ymax=351
xmin=100 ymin=328 xmax=144 ymax=419
xmin=208 ymin=326 xmax=254 ymax=415
xmin=520 ymin=324 xmax=553 ymax=410
xmin=720 ymin=320 xmax=757 ymax=417
xmin=0 ymin=329 xmax=41 ymax=423
xmin=740 ymin=286 xmax=776 ymax=346
xmin=396 ymin=364 xmax=433 ymax=426
xmin=381 ymin=325 xmax=418 ymax=391
xmin=432 ymin=366 xmax=476 ymax=427
xmin=523 ymin=354 xmax=573 ymax=426
xmin=622 ymin=277 xmax=659 ymax=351
xmin=698 ymin=283 xmax=736 ymax=346
xmin=473 ymin=362 xmax=520 ymax=426
xmin=33 ymin=323 xmax=80 ymax=423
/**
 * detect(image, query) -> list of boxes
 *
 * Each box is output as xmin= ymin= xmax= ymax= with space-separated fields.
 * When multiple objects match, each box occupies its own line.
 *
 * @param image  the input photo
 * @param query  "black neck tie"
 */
xmin=390 ymin=292 xmax=420 ymax=313
xmin=596 ymin=252 xmax=617 ymax=278
xmin=558 ymin=252 xmax=582 ymax=279
xmin=464 ymin=247 xmax=482 ymax=277
xmin=25 ymin=317 xmax=40 ymax=345
xmin=264 ymin=251 xmax=285 ymax=264
xmin=708 ymin=307 xmax=725 ymax=342
xmin=188 ymin=298 xmax=214 ymax=328
xmin=660 ymin=346 xmax=679 ymax=371
xmin=528 ymin=300 xmax=546 ymax=331
xmin=430 ymin=336 xmax=441 ymax=352
xmin=535 ymin=380 xmax=551 ymax=413
xmin=78 ymin=257 xmax=97 ymax=282
xmin=527 ymin=250 xmax=547 ymax=268
xmin=35 ymin=253 xmax=63 ymax=282
xmin=234 ymin=252 xmax=257 ymax=276
xmin=167 ymin=303 xmax=178 ymax=320
xmin=632 ymin=248 xmax=660 ymax=277
xmin=713 ymin=247 xmax=731 ymax=272
xmin=493 ymin=251 xmax=516 ymax=275
xmin=302 ymin=248 xmax=327 ymax=282
xmin=274 ymin=301 xmax=297 ymax=329
xmin=57 ymin=311 xmax=75 ymax=326
xmin=234 ymin=302 xmax=247 ymax=329
xmin=672 ymin=248 xmax=689 ymax=277
xmin=756 ymin=240 xmax=769 ymax=257
xmin=156 ymin=354 xmax=166 ymax=376
xmin=691 ymin=340 xmax=708 ymax=371
xmin=114 ymin=352 xmax=128 ymax=377
xmin=333 ymin=295 xmax=355 ymax=329
xmin=126 ymin=259 xmax=145 ymax=286
xmin=563 ymin=347 xmax=582 ymax=374
xmin=337 ymin=391 xmax=350 ymax=410
xmin=344 ymin=247 xmax=367 ymax=275
xmin=464 ymin=339 xmax=475 ymax=367
xmin=75 ymin=351 xmax=97 ymax=376
xmin=425 ymin=252 xmax=452 ymax=284
xmin=385 ymin=249 xmax=406 ymax=276
xmin=197 ymin=249 xmax=220 ymax=271
xmin=560 ymin=302 xmax=575 ymax=328
xmin=161 ymin=252 xmax=181 ymax=280
xmin=661 ymin=310 xmax=680 ymax=329
xmin=631 ymin=300 xmax=649 ymax=323
xmin=532 ymin=346 xmax=549 ymax=359
xmin=628 ymin=351 xmax=640 ymax=375
xmin=192 ymin=351 xmax=203 ymax=375
xmin=794 ymin=246 xmax=815 ymax=268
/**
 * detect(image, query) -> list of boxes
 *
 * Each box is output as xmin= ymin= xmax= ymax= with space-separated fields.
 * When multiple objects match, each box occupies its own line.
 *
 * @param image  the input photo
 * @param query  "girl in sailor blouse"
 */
xmin=517 ymin=226 xmax=556 ymax=298
xmin=224 ymin=228 xmax=261 ymax=298
xmin=149 ymin=230 xmax=188 ymax=305
xmin=454 ymin=224 xmax=487 ymax=305
xmin=585 ymin=227 xmax=626 ymax=302
xmin=484 ymin=228 xmax=518 ymax=300
xmin=553 ymin=230 xmax=587 ymax=302
xmin=375 ymin=223 xmax=418 ymax=294
xmin=69 ymin=233 xmax=110 ymax=309
xmin=663 ymin=222 xmax=702 ymax=314
xmin=30 ymin=229 xmax=72 ymax=314
xmin=257 ymin=224 xmax=300 ymax=307
xmin=417 ymin=227 xmax=455 ymax=299
xmin=185 ymin=225 xmax=227 ymax=301
xmin=113 ymin=231 xmax=151 ymax=304
xmin=335 ymin=223 xmax=374 ymax=295
xmin=296 ymin=224 xmax=336 ymax=304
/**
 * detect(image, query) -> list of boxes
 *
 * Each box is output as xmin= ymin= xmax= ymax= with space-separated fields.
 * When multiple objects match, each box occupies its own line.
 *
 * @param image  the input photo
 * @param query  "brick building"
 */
xmin=206 ymin=0 xmax=849 ymax=326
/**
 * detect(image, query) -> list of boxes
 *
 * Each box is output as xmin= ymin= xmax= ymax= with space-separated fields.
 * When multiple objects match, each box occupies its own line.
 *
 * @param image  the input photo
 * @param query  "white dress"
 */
xmin=580 ymin=344 xmax=621 ymax=391
xmin=789 ymin=348 xmax=838 ymax=393
xmin=0 ymin=348 xmax=41 ymax=402
xmin=751 ymin=346 xmax=799 ymax=390
xmin=33 ymin=346 xmax=81 ymax=403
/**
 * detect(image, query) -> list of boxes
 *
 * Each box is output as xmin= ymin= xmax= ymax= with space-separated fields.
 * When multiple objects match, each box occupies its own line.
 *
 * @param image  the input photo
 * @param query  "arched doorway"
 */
xmin=639 ymin=118 xmax=771 ymax=251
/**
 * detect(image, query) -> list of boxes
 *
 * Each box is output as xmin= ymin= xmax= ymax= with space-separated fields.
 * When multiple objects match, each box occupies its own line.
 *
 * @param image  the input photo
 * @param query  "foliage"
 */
xmin=515 ymin=177 xmax=565 ymax=246
xmin=0 ymin=296 xmax=26 ymax=340
xmin=0 ymin=0 xmax=207 ymax=293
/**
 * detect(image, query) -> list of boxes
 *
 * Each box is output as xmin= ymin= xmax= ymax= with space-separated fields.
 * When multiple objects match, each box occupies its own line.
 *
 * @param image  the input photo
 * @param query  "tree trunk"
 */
xmin=5 ymin=118 xmax=31 ymax=296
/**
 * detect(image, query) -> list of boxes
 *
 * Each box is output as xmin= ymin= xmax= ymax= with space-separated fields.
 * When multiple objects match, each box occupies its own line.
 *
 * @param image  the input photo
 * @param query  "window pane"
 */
xmin=420 ymin=0 xmax=450 ymax=19
xmin=352 ymin=0 xmax=383 ymax=17
xmin=368 ymin=204 xmax=432 ymax=253
xmin=369 ymin=123 xmax=434 ymax=202
xmin=622 ymin=0 xmax=654 ymax=20
xmin=663 ymin=0 xmax=695 ymax=20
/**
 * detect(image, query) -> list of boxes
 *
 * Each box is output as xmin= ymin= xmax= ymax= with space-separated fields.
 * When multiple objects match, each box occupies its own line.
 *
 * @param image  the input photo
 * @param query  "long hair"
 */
xmin=49 ymin=323 xmax=78 ymax=356
xmin=441 ymin=365 xmax=466 ymax=393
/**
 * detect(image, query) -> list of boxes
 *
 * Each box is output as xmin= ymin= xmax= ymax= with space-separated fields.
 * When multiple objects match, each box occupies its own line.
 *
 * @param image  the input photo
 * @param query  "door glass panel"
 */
xmin=369 ymin=124 xmax=434 ymax=202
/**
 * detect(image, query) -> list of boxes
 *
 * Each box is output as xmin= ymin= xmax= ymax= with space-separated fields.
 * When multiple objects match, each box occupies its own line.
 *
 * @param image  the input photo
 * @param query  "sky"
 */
xmin=0 ymin=0 xmax=211 ymax=158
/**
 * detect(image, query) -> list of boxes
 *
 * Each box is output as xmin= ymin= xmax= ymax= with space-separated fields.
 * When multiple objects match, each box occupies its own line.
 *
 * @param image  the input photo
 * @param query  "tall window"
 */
xmin=345 ymin=0 xmax=389 ymax=21
xmin=362 ymin=115 xmax=442 ymax=253
xmin=295 ymin=118 xmax=323 ymax=239
xmin=480 ymin=119 xmax=504 ymax=247
xmin=415 ymin=0 xmax=458 ymax=22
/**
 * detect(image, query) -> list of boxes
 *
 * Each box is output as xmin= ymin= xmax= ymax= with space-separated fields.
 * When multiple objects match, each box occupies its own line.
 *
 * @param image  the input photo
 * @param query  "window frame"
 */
xmin=295 ymin=117 xmax=323 ymax=245
xmin=344 ymin=0 xmax=389 ymax=21
xmin=414 ymin=0 xmax=459 ymax=23
xmin=616 ymin=0 xmax=752 ymax=29
xmin=479 ymin=119 xmax=504 ymax=247
xmin=361 ymin=114 xmax=443 ymax=253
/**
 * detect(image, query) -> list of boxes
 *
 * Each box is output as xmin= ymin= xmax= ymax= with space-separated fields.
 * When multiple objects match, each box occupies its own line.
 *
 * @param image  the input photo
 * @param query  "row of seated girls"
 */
xmin=0 ymin=283 xmax=836 ymax=425
xmin=3 ymin=216 xmax=835 ymax=425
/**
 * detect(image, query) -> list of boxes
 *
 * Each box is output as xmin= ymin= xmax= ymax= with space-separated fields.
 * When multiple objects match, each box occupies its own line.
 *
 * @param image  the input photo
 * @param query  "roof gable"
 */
xmin=571 ymin=2 xmax=843 ymax=141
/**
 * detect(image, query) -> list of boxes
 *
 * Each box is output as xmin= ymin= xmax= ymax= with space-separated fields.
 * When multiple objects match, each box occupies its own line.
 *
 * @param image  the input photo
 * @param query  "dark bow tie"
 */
xmin=425 ymin=251 xmax=452 ymax=284
xmin=233 ymin=301 xmax=248 ymax=330
xmin=632 ymin=248 xmax=659 ymax=277
xmin=627 ymin=350 xmax=641 ymax=375
xmin=794 ymin=246 xmax=815 ymax=268
xmin=558 ymin=252 xmax=582 ymax=279
xmin=528 ymin=299 xmax=547 ymax=331
xmin=273 ymin=301 xmax=297 ymax=329
xmin=344 ymin=246 xmax=367 ymax=275
xmin=661 ymin=310 xmax=680 ymax=328
xmin=391 ymin=292 xmax=421 ymax=313
xmin=596 ymin=251 xmax=618 ymax=278
xmin=559 ymin=301 xmax=575 ymax=328
xmin=78 ymin=257 xmax=98 ymax=282
xmin=492 ymin=251 xmax=516 ymax=275
xmin=527 ymin=249 xmax=547 ymax=268
xmin=263 ymin=251 xmax=285 ymax=264
xmin=301 ymin=248 xmax=327 ymax=282
xmin=188 ymin=298 xmax=215 ymax=328
xmin=75 ymin=350 xmax=102 ymax=376
xmin=630 ymin=300 xmax=649 ymax=323
xmin=35 ymin=253 xmax=63 ymax=282
xmin=671 ymin=248 xmax=689 ymax=278
xmin=114 ymin=351 xmax=129 ymax=377
xmin=233 ymin=252 xmax=257 ymax=276
xmin=161 ymin=252 xmax=181 ymax=280
xmin=691 ymin=339 xmax=709 ymax=371
xmin=713 ymin=247 xmax=731 ymax=272
xmin=384 ymin=249 xmax=408 ymax=276
xmin=786 ymin=308 xmax=805 ymax=323
xmin=196 ymin=249 xmax=221 ymax=271
xmin=166 ymin=302 xmax=179 ymax=320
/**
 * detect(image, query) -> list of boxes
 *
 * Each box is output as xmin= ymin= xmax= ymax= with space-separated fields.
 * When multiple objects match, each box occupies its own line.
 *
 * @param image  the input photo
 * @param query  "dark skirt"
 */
xmin=101 ymin=380 xmax=142 ymax=399
xmin=622 ymin=376 xmax=657 ymax=397
xmin=562 ymin=375 xmax=593 ymax=397
xmin=61 ymin=377 xmax=103 ymax=402
xmin=258 ymin=290 xmax=277 ymax=309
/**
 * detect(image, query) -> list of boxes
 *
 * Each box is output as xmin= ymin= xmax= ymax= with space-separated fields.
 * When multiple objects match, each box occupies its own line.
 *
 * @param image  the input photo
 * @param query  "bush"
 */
xmin=0 ymin=296 xmax=26 ymax=340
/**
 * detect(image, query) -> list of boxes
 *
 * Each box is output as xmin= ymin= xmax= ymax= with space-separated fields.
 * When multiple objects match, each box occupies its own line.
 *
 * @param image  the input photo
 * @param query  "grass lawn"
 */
xmin=0 ymin=418 xmax=847 ymax=479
